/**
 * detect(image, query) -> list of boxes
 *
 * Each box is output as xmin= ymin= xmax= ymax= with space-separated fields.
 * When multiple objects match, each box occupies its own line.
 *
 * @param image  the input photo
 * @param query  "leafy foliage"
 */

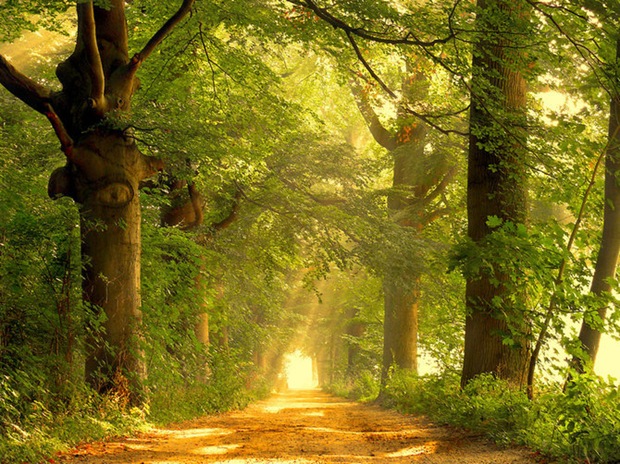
xmin=1 ymin=0 xmax=620 ymax=463
xmin=381 ymin=370 xmax=620 ymax=463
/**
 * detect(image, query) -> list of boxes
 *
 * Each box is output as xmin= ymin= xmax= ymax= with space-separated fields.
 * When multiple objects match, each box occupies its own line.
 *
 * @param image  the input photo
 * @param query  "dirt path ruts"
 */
xmin=59 ymin=389 xmax=539 ymax=463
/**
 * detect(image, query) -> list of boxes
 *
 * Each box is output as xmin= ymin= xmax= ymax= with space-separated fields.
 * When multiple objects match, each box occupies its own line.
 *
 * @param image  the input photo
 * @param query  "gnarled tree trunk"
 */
xmin=351 ymin=69 xmax=455 ymax=386
xmin=74 ymin=133 xmax=152 ymax=396
xmin=0 ymin=0 xmax=195 ymax=402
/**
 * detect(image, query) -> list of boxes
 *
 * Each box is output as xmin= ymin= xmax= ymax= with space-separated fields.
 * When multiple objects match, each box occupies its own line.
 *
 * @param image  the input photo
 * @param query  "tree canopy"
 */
xmin=1 ymin=1 xmax=620 ymax=462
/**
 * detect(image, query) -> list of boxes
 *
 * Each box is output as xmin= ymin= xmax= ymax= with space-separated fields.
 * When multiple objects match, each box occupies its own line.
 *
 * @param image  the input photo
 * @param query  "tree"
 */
xmin=576 ymin=35 xmax=620 ymax=372
xmin=283 ymin=0 xmax=534 ymax=388
xmin=461 ymin=0 xmax=532 ymax=386
xmin=0 ymin=0 xmax=195 ymax=402
xmin=277 ymin=0 xmax=467 ymax=385
xmin=515 ymin=0 xmax=620 ymax=387
xmin=351 ymin=67 xmax=457 ymax=384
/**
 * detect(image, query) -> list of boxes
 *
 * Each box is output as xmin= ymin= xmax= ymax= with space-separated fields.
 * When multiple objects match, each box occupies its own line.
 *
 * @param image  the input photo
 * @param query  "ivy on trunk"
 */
xmin=461 ymin=0 xmax=531 ymax=387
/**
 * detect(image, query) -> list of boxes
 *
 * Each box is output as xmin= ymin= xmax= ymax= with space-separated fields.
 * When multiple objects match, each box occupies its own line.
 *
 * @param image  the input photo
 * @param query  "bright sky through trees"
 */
xmin=284 ymin=351 xmax=317 ymax=390
xmin=597 ymin=335 xmax=620 ymax=381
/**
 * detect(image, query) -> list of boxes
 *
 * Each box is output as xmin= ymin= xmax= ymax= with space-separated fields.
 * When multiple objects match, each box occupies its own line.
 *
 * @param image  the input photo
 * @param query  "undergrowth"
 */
xmin=324 ymin=369 xmax=380 ymax=402
xmin=0 ymin=372 xmax=148 ymax=464
xmin=330 ymin=369 xmax=620 ymax=463
xmin=0 ymin=362 xmax=267 ymax=464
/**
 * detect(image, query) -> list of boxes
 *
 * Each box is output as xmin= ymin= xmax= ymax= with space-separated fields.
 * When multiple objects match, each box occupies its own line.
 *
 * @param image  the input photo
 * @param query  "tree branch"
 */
xmin=290 ymin=0 xmax=456 ymax=47
xmin=198 ymin=22 xmax=221 ymax=102
xmin=281 ymin=177 xmax=347 ymax=206
xmin=402 ymin=106 xmax=469 ymax=137
xmin=43 ymin=103 xmax=75 ymax=162
xmin=419 ymin=164 xmax=459 ymax=208
xmin=211 ymin=190 xmax=242 ymax=231
xmin=79 ymin=2 xmax=106 ymax=108
xmin=350 ymin=64 xmax=469 ymax=139
xmin=130 ymin=0 xmax=196 ymax=71
xmin=349 ymin=78 xmax=399 ymax=151
xmin=0 ymin=55 xmax=51 ymax=114
xmin=233 ymin=180 xmax=297 ymax=217
xmin=187 ymin=182 xmax=204 ymax=227
xmin=527 ymin=122 xmax=618 ymax=399
xmin=0 ymin=55 xmax=78 ymax=162
xmin=420 ymin=206 xmax=454 ymax=225
xmin=346 ymin=31 xmax=398 ymax=100
xmin=526 ymin=0 xmax=611 ymax=97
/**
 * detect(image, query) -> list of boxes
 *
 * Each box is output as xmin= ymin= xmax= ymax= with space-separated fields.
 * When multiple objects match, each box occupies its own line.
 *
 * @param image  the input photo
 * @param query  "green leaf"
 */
xmin=486 ymin=215 xmax=503 ymax=228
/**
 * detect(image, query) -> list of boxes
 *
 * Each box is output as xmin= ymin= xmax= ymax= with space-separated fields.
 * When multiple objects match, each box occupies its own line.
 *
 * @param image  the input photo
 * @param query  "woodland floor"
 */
xmin=58 ymin=389 xmax=544 ymax=464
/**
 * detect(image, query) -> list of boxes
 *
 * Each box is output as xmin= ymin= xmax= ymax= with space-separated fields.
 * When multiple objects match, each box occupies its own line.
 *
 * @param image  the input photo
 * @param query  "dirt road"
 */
xmin=59 ymin=389 xmax=538 ymax=463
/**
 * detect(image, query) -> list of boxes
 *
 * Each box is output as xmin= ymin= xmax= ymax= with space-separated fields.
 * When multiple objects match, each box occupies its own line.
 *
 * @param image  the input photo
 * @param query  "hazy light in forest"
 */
xmin=534 ymin=88 xmax=620 ymax=384
xmin=544 ymin=320 xmax=620 ymax=384
xmin=284 ymin=350 xmax=318 ymax=389
xmin=535 ymin=87 xmax=585 ymax=124
xmin=538 ymin=89 xmax=568 ymax=112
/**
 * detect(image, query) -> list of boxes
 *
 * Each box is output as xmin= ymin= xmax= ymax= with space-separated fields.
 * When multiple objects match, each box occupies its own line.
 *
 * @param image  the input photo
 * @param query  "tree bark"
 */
xmin=79 ymin=134 xmax=146 ymax=396
xmin=575 ymin=38 xmax=620 ymax=371
xmin=461 ymin=0 xmax=530 ymax=387
xmin=345 ymin=307 xmax=365 ymax=376
xmin=381 ymin=278 xmax=419 ymax=382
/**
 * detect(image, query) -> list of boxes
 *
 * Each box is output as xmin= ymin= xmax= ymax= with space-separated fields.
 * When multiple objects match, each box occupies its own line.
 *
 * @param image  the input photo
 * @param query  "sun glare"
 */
xmin=284 ymin=350 xmax=318 ymax=390
xmin=596 ymin=334 xmax=620 ymax=383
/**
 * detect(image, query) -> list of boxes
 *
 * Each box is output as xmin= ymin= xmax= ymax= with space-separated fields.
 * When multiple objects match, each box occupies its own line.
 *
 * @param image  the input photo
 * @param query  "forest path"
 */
xmin=59 ymin=389 xmax=538 ymax=464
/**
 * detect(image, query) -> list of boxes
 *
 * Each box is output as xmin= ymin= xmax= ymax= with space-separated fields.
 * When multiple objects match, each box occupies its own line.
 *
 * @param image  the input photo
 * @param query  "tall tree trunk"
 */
xmin=381 ymin=277 xmax=419 ymax=383
xmin=380 ymin=122 xmax=426 ymax=383
xmin=345 ymin=307 xmax=365 ymax=377
xmin=195 ymin=313 xmax=210 ymax=346
xmin=575 ymin=38 xmax=620 ymax=371
xmin=79 ymin=133 xmax=147 ymax=396
xmin=461 ymin=0 xmax=530 ymax=387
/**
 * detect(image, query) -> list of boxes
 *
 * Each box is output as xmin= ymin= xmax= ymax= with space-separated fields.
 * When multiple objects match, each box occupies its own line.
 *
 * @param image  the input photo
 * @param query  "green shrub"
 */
xmin=348 ymin=370 xmax=380 ymax=402
xmin=382 ymin=369 xmax=620 ymax=463
xmin=325 ymin=369 xmax=380 ymax=402
xmin=524 ymin=374 xmax=620 ymax=463
xmin=382 ymin=369 xmax=462 ymax=418
xmin=0 ymin=385 xmax=148 ymax=464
